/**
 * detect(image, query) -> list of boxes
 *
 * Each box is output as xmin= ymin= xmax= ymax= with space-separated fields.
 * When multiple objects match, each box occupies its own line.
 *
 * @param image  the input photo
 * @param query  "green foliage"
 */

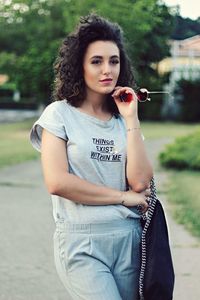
xmin=0 ymin=0 xmax=174 ymax=104
xmin=171 ymin=15 xmax=200 ymax=40
xmin=159 ymin=130 xmax=200 ymax=170
xmin=174 ymin=78 xmax=200 ymax=122
xmin=0 ymin=81 xmax=17 ymax=91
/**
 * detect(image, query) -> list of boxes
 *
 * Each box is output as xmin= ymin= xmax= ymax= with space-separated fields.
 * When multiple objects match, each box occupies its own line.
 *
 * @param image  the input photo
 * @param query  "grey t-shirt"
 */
xmin=30 ymin=99 xmax=145 ymax=224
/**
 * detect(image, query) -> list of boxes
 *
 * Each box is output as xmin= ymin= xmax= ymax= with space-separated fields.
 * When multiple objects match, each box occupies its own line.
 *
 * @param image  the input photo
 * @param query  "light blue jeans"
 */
xmin=53 ymin=218 xmax=142 ymax=300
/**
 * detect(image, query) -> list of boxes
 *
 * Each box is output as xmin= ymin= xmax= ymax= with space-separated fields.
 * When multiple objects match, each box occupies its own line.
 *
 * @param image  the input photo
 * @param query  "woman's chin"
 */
xmin=99 ymin=86 xmax=115 ymax=95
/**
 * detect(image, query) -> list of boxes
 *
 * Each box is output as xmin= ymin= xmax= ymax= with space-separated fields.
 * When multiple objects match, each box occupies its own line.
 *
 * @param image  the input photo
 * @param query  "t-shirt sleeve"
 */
xmin=29 ymin=102 xmax=68 ymax=152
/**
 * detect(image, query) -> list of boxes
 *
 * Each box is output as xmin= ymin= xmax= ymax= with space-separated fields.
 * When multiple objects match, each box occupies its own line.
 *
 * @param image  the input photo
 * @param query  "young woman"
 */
xmin=30 ymin=13 xmax=153 ymax=300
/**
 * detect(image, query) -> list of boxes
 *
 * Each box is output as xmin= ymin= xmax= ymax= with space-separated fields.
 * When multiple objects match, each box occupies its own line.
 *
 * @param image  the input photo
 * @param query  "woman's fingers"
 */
xmin=145 ymin=188 xmax=151 ymax=197
xmin=138 ymin=189 xmax=151 ymax=213
xmin=111 ymin=86 xmax=123 ymax=97
xmin=139 ymin=200 xmax=149 ymax=213
xmin=112 ymin=86 xmax=136 ymax=99
xmin=141 ymin=189 xmax=150 ymax=197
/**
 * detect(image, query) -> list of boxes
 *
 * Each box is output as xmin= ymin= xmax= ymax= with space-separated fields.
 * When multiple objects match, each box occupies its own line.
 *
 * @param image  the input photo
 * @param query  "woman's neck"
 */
xmin=81 ymin=89 xmax=109 ymax=114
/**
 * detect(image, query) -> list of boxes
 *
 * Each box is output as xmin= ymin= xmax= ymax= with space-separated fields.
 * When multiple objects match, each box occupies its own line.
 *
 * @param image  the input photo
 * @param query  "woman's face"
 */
xmin=83 ymin=40 xmax=120 ymax=97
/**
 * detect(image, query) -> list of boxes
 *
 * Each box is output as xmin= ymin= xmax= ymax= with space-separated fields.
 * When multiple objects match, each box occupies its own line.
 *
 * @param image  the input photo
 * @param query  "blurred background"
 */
xmin=0 ymin=0 xmax=200 ymax=299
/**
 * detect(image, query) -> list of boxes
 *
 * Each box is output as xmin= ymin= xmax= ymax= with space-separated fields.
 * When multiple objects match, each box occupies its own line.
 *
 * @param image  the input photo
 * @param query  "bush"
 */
xmin=159 ymin=130 xmax=200 ymax=170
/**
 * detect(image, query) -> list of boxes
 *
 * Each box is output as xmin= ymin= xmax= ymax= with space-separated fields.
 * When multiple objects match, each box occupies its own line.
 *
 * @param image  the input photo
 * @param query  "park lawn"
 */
xmin=0 ymin=118 xmax=39 ymax=169
xmin=166 ymin=170 xmax=200 ymax=238
xmin=141 ymin=121 xmax=200 ymax=139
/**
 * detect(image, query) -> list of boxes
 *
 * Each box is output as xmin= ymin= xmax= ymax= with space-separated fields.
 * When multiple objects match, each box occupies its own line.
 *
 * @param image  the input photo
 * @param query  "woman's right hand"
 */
xmin=121 ymin=189 xmax=151 ymax=212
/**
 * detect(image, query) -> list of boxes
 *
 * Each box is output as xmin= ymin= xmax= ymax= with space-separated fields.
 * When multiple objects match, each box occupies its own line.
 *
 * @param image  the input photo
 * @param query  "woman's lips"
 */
xmin=99 ymin=79 xmax=113 ymax=84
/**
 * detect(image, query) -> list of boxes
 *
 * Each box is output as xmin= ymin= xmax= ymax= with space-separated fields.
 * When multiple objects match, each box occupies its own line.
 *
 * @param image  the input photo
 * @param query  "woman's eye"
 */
xmin=91 ymin=60 xmax=101 ymax=64
xmin=110 ymin=60 xmax=119 ymax=65
xmin=91 ymin=60 xmax=119 ymax=65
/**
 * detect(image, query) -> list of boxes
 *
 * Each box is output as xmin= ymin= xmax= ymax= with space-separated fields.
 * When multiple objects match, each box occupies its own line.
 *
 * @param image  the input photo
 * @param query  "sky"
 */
xmin=164 ymin=0 xmax=200 ymax=20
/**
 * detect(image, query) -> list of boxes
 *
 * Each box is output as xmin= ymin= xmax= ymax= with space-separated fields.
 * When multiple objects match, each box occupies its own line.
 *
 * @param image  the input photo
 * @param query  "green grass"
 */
xmin=0 ymin=118 xmax=39 ymax=169
xmin=166 ymin=170 xmax=200 ymax=238
xmin=141 ymin=121 xmax=200 ymax=139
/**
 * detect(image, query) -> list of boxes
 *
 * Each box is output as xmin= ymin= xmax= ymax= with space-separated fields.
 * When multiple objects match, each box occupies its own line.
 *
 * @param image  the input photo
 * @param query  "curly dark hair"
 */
xmin=52 ymin=13 xmax=137 ymax=116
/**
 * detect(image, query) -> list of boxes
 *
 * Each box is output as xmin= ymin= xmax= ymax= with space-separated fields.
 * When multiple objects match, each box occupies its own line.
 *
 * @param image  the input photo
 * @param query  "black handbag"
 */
xmin=138 ymin=176 xmax=175 ymax=300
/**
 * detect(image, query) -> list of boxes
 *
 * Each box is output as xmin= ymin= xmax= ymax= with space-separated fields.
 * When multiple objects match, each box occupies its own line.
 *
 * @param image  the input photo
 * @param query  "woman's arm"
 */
xmin=41 ymin=129 xmax=150 ymax=209
xmin=125 ymin=116 xmax=153 ymax=192
xmin=111 ymin=86 xmax=153 ymax=193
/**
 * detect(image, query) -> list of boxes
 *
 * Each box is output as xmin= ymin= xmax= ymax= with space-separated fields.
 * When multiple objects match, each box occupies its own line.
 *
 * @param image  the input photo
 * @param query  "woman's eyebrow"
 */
xmin=90 ymin=55 xmax=119 ymax=59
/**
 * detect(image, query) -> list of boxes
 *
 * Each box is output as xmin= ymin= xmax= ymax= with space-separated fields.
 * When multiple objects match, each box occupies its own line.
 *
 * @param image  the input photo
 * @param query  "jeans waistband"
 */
xmin=55 ymin=218 xmax=142 ymax=234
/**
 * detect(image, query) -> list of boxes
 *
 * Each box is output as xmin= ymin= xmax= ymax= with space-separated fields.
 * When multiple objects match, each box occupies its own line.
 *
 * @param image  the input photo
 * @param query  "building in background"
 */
xmin=158 ymin=35 xmax=200 ymax=80
xmin=158 ymin=35 xmax=200 ymax=119
xmin=0 ymin=74 xmax=9 ymax=86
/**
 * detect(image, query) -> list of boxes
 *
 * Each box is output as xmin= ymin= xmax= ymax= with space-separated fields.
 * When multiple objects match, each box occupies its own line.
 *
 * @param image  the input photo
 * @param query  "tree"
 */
xmin=0 ymin=0 xmax=174 ymax=104
xmin=171 ymin=15 xmax=200 ymax=40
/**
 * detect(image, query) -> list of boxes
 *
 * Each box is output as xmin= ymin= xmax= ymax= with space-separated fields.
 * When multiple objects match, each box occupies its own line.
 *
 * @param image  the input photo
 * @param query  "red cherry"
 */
xmin=125 ymin=93 xmax=133 ymax=102
xmin=119 ymin=92 xmax=133 ymax=102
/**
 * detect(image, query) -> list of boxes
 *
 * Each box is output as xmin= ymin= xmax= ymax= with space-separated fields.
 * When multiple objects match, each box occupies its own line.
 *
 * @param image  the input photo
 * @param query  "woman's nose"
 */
xmin=102 ymin=62 xmax=111 ymax=74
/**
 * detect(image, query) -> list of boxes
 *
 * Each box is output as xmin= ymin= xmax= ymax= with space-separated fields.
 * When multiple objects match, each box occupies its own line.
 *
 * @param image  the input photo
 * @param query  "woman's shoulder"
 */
xmin=40 ymin=99 xmax=72 ymax=118
xmin=44 ymin=99 xmax=69 ymax=110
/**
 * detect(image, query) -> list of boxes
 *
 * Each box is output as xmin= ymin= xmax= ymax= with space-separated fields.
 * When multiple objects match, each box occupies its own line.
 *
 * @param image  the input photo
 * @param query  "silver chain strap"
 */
xmin=138 ymin=176 xmax=159 ymax=300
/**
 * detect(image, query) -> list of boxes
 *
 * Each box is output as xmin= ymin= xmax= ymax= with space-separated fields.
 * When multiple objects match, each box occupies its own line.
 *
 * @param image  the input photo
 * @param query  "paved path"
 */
xmin=0 ymin=138 xmax=200 ymax=299
xmin=0 ymin=109 xmax=40 ymax=123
